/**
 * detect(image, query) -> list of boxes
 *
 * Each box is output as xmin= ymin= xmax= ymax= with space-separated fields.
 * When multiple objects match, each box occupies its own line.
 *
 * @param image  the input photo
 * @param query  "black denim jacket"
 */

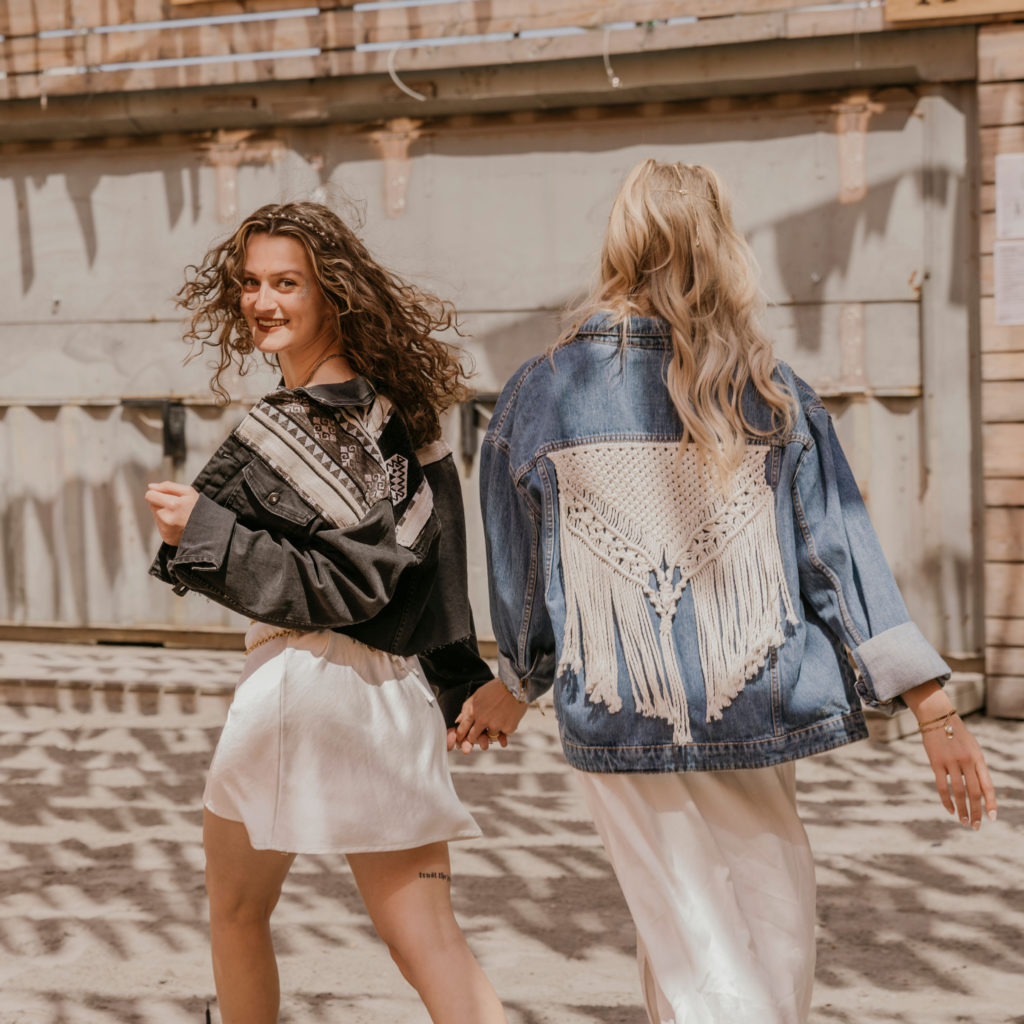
xmin=149 ymin=376 xmax=492 ymax=725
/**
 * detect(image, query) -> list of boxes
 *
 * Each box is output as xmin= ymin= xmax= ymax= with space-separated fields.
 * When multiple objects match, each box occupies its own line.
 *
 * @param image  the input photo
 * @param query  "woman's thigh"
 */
xmin=203 ymin=809 xmax=297 ymax=920
xmin=346 ymin=842 xmax=460 ymax=951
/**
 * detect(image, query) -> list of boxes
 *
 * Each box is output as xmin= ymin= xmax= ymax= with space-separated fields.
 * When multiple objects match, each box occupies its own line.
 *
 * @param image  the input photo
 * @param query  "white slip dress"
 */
xmin=575 ymin=763 xmax=816 ymax=1024
xmin=203 ymin=621 xmax=482 ymax=855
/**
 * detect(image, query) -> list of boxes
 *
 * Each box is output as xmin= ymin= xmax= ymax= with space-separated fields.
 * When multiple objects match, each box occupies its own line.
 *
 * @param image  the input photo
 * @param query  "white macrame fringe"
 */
xmin=552 ymin=443 xmax=797 ymax=745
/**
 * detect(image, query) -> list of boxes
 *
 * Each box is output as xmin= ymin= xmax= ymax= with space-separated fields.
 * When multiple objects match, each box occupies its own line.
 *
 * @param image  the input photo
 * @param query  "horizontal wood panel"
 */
xmin=980 ymin=125 xmax=1024 ymax=183
xmin=981 ymin=210 xmax=996 ymax=252
xmin=978 ymin=22 xmax=1024 ymax=82
xmin=0 ymin=0 xmax=350 ymax=37
xmin=985 ymin=676 xmax=1024 ymax=719
xmin=986 ymin=617 xmax=1024 ymax=644
xmin=985 ymin=507 xmax=1024 ymax=559
xmin=986 ymin=561 xmax=1024 ymax=617
xmin=887 ymin=0 xmax=1024 ymax=24
xmin=981 ymin=298 xmax=1024 ymax=352
xmin=985 ymin=477 xmax=1024 ymax=505
xmin=981 ymin=379 xmax=1024 ymax=421
xmin=0 ymin=4 xmax=889 ymax=101
xmin=982 ymin=422 xmax=1024 ymax=475
xmin=982 ymin=351 xmax=1024 ymax=378
xmin=979 ymin=80 xmax=1024 ymax=127
xmin=986 ymin=645 xmax=1024 ymax=675
xmin=982 ymin=252 xmax=994 ymax=296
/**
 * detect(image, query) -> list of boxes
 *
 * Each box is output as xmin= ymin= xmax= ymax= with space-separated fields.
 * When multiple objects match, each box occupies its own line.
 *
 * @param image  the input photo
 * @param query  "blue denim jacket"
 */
xmin=481 ymin=315 xmax=950 ymax=772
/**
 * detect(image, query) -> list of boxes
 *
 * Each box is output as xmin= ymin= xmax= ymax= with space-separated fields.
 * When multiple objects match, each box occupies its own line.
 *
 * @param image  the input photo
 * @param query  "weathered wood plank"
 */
xmin=987 ymin=617 xmax=1024 ymax=644
xmin=982 ymin=252 xmax=994 ymax=297
xmin=983 ymin=182 xmax=997 ymax=212
xmin=986 ymin=477 xmax=1024 ymax=505
xmin=349 ymin=0 xmax=803 ymax=47
xmin=1 ymin=16 xmax=329 ymax=75
xmin=979 ymin=81 xmax=1024 ymax=127
xmin=987 ymin=645 xmax=1024 ymax=675
xmin=982 ymin=380 xmax=1024 ymax=422
xmin=986 ymin=562 xmax=1024 ymax=617
xmin=982 ymin=210 xmax=996 ymax=252
xmin=0 ymin=0 xmax=351 ymax=37
xmin=983 ymin=351 xmax=1024 ymax=379
xmin=982 ymin=297 xmax=1024 ymax=352
xmin=983 ymin=422 xmax=1024 ymax=476
xmin=985 ymin=507 xmax=1024 ymax=560
xmin=0 ymin=4 xmax=889 ymax=101
xmin=979 ymin=21 xmax=1024 ymax=82
xmin=981 ymin=125 xmax=1024 ymax=183
xmin=888 ymin=0 xmax=1024 ymax=25
xmin=986 ymin=675 xmax=1024 ymax=719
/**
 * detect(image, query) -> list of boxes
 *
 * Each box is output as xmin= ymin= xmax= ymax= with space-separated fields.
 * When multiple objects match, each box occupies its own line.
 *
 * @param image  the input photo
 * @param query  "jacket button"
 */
xmin=267 ymin=491 xmax=280 ymax=505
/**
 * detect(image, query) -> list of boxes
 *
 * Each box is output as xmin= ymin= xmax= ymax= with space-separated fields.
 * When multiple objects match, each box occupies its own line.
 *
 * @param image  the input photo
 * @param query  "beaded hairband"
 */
xmin=271 ymin=213 xmax=333 ymax=243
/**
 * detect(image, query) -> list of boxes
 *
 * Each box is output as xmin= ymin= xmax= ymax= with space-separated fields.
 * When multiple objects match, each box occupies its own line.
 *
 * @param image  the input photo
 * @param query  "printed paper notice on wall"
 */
xmin=995 ymin=154 xmax=1024 ymax=326
xmin=996 ymin=154 xmax=1024 ymax=240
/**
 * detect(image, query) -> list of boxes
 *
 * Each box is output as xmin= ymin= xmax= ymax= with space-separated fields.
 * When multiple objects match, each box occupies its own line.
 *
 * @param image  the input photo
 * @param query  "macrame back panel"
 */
xmin=548 ymin=442 xmax=797 ymax=744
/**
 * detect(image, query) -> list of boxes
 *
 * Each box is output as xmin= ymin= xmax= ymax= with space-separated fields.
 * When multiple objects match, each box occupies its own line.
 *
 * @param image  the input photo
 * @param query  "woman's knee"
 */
xmin=205 ymin=865 xmax=282 ymax=928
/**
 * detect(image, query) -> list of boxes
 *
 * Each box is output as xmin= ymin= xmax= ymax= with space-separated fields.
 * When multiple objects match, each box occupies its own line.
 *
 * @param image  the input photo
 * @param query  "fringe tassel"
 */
xmin=552 ymin=443 xmax=796 ymax=743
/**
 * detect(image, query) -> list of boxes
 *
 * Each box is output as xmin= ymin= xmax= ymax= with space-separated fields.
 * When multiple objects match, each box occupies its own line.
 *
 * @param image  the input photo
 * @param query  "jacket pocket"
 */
xmin=237 ymin=459 xmax=318 ymax=529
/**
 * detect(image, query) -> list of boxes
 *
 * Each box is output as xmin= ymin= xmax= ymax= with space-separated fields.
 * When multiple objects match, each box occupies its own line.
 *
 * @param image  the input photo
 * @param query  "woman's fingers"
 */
xmin=148 ymin=480 xmax=191 ymax=495
xmin=979 ymin=760 xmax=998 ymax=821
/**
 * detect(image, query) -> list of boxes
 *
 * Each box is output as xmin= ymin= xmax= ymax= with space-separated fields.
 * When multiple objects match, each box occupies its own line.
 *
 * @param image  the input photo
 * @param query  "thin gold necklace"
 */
xmin=299 ymin=352 xmax=345 ymax=388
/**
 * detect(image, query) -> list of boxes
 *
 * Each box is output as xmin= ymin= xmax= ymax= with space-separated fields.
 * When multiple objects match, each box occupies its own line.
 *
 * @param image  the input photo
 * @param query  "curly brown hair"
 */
xmin=177 ymin=200 xmax=468 ymax=447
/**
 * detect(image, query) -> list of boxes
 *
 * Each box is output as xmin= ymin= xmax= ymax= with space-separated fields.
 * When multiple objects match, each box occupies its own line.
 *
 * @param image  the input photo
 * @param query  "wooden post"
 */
xmin=979 ymin=22 xmax=1024 ymax=717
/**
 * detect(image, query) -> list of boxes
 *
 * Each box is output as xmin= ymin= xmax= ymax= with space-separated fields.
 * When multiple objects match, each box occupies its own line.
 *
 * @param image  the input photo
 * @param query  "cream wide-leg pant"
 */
xmin=575 ymin=763 xmax=816 ymax=1024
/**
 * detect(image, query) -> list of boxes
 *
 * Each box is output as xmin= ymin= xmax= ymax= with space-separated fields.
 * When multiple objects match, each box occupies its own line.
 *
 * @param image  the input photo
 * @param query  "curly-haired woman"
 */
xmin=455 ymin=161 xmax=997 ymax=1024
xmin=145 ymin=202 xmax=506 ymax=1024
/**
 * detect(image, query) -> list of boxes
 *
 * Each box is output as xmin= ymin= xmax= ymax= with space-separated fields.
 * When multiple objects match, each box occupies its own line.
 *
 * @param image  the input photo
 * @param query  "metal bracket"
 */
xmin=459 ymin=392 xmax=499 ymax=467
xmin=122 ymin=398 xmax=187 ymax=468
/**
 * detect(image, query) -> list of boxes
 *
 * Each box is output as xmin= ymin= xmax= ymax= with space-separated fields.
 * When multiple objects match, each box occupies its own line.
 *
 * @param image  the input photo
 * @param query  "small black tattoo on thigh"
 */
xmin=419 ymin=871 xmax=451 ymax=883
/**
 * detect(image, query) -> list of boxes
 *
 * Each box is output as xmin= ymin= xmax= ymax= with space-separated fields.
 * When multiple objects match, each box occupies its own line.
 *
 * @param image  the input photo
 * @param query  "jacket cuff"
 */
xmin=852 ymin=622 xmax=951 ymax=706
xmin=171 ymin=494 xmax=235 ymax=573
xmin=498 ymin=651 xmax=554 ymax=703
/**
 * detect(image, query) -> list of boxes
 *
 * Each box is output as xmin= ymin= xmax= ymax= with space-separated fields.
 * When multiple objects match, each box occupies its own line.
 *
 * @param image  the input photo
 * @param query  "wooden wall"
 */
xmin=980 ymin=21 xmax=1024 ymax=715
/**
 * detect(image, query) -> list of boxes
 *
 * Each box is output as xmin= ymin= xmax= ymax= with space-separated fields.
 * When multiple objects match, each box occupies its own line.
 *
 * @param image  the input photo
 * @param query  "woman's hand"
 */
xmin=904 ymin=681 xmax=997 ymax=829
xmin=447 ymin=678 xmax=530 ymax=754
xmin=144 ymin=481 xmax=200 ymax=546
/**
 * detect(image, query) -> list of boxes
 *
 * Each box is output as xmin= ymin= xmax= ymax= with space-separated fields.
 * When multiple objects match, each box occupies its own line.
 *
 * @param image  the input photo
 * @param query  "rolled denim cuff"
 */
xmin=497 ymin=651 xmax=553 ymax=703
xmin=171 ymin=494 xmax=235 ymax=573
xmin=853 ymin=622 xmax=951 ymax=705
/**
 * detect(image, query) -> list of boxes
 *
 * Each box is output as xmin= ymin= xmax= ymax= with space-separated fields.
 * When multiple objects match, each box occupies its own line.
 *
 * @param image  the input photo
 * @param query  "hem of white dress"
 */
xmin=203 ymin=799 xmax=482 ymax=855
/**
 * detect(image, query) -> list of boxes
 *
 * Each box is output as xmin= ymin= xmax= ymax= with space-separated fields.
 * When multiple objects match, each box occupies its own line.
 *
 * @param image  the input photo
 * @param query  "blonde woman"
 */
xmin=454 ymin=161 xmax=996 ymax=1024
xmin=146 ymin=202 xmax=506 ymax=1024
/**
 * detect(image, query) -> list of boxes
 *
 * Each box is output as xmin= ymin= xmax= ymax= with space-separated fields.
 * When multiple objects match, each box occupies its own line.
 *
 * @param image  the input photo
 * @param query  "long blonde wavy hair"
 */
xmin=177 ymin=201 xmax=467 ymax=448
xmin=559 ymin=160 xmax=794 ymax=477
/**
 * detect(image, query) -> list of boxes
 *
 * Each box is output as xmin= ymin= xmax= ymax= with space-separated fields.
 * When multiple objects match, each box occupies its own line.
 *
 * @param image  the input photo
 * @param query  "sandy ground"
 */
xmin=0 ymin=642 xmax=1022 ymax=1024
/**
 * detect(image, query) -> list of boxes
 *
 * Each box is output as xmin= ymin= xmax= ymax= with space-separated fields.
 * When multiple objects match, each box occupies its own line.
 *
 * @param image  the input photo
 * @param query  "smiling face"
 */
xmin=240 ymin=232 xmax=335 ymax=360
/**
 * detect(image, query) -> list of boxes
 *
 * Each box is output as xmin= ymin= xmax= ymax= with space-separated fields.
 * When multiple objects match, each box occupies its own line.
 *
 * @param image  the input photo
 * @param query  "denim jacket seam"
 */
xmin=791 ymin=450 xmax=867 ymax=648
xmin=491 ymin=355 xmax=548 ymax=436
xmin=516 ymin=501 xmax=542 ymax=672
xmin=560 ymin=709 xmax=864 ymax=752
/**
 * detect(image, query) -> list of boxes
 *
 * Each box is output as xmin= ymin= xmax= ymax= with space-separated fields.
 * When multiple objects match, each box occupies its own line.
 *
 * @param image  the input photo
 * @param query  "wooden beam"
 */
xmin=0 ymin=3 xmax=889 ymax=101
xmin=887 ymin=0 xmax=1024 ymax=25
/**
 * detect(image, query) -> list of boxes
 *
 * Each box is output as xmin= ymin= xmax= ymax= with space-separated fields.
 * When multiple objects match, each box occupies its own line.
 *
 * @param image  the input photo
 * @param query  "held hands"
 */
xmin=446 ymin=678 xmax=530 ymax=754
xmin=144 ymin=481 xmax=200 ymax=546
xmin=905 ymin=681 xmax=997 ymax=830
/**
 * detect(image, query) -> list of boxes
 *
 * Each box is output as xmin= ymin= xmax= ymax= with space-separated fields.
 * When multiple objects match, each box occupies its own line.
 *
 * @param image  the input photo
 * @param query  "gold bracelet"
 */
xmin=919 ymin=709 xmax=956 ymax=739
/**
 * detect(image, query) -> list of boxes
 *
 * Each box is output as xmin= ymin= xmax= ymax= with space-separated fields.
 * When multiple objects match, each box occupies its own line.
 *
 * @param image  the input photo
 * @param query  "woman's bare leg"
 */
xmin=203 ymin=809 xmax=296 ymax=1024
xmin=347 ymin=842 xmax=506 ymax=1024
